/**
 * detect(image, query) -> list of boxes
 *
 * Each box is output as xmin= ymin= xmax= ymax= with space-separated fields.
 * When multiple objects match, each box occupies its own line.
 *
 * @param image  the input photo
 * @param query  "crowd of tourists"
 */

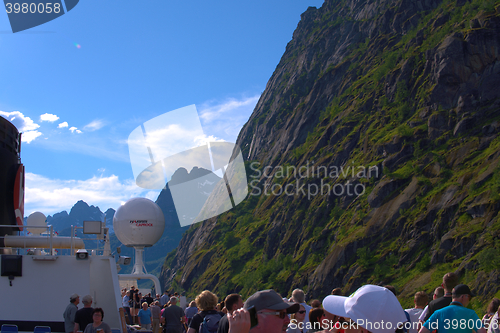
xmin=64 ymin=272 xmax=500 ymax=333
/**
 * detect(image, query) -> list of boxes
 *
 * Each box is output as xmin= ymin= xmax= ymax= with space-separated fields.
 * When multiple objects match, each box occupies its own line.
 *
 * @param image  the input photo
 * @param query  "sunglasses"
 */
xmin=258 ymin=310 xmax=288 ymax=319
xmin=297 ymin=311 xmax=307 ymax=314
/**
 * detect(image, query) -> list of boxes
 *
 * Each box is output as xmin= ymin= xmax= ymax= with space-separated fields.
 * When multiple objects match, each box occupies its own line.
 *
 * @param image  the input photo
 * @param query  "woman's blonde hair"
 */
xmin=195 ymin=290 xmax=218 ymax=311
xmin=291 ymin=304 xmax=305 ymax=320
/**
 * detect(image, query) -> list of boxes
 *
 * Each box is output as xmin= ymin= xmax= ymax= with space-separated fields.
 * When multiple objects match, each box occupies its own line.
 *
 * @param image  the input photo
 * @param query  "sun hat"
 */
xmin=323 ymin=285 xmax=407 ymax=333
xmin=244 ymin=289 xmax=300 ymax=314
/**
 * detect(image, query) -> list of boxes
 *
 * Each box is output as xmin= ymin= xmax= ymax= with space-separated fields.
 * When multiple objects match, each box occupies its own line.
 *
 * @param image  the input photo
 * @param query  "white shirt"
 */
xmin=405 ymin=308 xmax=424 ymax=333
xmin=122 ymin=295 xmax=130 ymax=308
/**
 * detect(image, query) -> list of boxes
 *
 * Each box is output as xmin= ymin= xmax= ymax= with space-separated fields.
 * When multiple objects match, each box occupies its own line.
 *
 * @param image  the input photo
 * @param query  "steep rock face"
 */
xmin=155 ymin=184 xmax=182 ymax=229
xmin=238 ymin=0 xmax=442 ymax=165
xmin=155 ymin=167 xmax=222 ymax=228
xmin=159 ymin=219 xmax=218 ymax=289
xmin=161 ymin=0 xmax=500 ymax=305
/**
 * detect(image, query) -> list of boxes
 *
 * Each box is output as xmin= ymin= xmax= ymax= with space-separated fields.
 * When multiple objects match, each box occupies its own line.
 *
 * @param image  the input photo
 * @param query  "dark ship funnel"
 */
xmin=0 ymin=116 xmax=24 ymax=238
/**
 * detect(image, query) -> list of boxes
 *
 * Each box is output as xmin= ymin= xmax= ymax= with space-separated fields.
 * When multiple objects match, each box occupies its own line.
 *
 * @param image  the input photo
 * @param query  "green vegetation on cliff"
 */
xmin=161 ymin=0 xmax=500 ymax=313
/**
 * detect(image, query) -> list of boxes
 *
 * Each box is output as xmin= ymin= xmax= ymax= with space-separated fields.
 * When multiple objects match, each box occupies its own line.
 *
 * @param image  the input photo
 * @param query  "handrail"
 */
xmin=0 ymin=224 xmax=110 ymax=256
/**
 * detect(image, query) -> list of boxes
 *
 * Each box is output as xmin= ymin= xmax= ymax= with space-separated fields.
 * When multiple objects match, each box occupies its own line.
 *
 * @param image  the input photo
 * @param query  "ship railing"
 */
xmin=0 ymin=224 xmax=111 ymax=256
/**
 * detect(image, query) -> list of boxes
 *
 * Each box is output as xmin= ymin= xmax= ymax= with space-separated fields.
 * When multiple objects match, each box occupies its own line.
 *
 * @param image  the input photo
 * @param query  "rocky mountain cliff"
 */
xmin=160 ymin=0 xmax=500 ymax=309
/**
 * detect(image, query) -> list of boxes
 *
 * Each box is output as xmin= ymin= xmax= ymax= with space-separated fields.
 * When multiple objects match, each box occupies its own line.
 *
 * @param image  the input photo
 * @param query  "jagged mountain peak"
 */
xmin=156 ymin=166 xmax=222 ymax=228
xmin=169 ymin=166 xmax=217 ymax=185
xmin=69 ymin=200 xmax=102 ymax=220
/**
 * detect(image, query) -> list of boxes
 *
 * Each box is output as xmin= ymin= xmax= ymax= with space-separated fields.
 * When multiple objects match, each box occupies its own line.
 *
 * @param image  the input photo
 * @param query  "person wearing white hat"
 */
xmin=64 ymin=293 xmax=80 ymax=333
xmin=321 ymin=285 xmax=408 ymax=333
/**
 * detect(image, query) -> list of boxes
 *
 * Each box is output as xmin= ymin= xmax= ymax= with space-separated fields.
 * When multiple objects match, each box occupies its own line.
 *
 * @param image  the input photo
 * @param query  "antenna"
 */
xmin=26 ymin=212 xmax=46 ymax=236
xmin=113 ymin=197 xmax=165 ymax=274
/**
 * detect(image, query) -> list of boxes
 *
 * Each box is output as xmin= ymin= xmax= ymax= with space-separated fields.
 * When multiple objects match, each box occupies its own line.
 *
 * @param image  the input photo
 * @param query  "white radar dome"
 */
xmin=113 ymin=197 xmax=165 ymax=247
xmin=26 ymin=212 xmax=47 ymax=235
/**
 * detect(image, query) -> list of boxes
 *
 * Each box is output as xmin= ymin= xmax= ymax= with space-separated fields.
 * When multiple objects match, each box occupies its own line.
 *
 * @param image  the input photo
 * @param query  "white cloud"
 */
xmin=69 ymin=127 xmax=82 ymax=133
xmin=40 ymin=113 xmax=59 ymax=122
xmin=32 ymin=132 xmax=130 ymax=164
xmin=25 ymin=172 xmax=147 ymax=217
xmin=144 ymin=190 xmax=161 ymax=202
xmin=198 ymin=95 xmax=259 ymax=142
xmin=0 ymin=110 xmax=40 ymax=131
xmin=126 ymin=99 xmax=256 ymax=189
xmin=84 ymin=119 xmax=105 ymax=131
xmin=145 ymin=124 xmax=204 ymax=157
xmin=23 ymin=131 xmax=43 ymax=143
xmin=130 ymin=99 xmax=248 ymax=164
xmin=58 ymin=122 xmax=68 ymax=128
xmin=193 ymin=134 xmax=226 ymax=146
xmin=199 ymin=95 xmax=259 ymax=122
xmin=0 ymin=110 xmax=42 ymax=143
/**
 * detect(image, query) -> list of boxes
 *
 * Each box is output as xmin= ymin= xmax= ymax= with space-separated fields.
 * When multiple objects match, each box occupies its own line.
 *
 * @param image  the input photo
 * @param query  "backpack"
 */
xmin=199 ymin=312 xmax=222 ymax=333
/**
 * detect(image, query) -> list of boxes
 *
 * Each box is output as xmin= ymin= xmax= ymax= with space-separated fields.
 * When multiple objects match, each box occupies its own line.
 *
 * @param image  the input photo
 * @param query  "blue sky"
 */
xmin=0 ymin=0 xmax=323 ymax=216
